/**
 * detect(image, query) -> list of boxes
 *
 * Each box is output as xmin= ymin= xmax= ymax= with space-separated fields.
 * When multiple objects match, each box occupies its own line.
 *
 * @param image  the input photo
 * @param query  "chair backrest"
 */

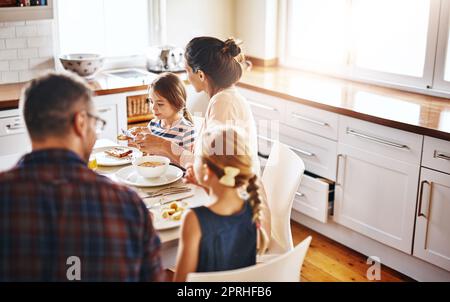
xmin=187 ymin=236 xmax=312 ymax=282
xmin=261 ymin=141 xmax=305 ymax=252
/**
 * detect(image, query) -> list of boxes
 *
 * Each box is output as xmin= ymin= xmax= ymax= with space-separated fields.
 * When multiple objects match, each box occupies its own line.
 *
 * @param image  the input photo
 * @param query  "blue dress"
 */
xmin=192 ymin=202 xmax=257 ymax=272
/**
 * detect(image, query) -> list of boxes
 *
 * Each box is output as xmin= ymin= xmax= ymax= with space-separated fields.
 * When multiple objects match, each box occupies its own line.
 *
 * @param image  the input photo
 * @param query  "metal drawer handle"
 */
xmin=289 ymin=145 xmax=315 ymax=157
xmin=6 ymin=122 xmax=25 ymax=130
xmin=418 ymin=180 xmax=431 ymax=218
xmin=336 ymin=154 xmax=345 ymax=186
xmin=248 ymin=101 xmax=278 ymax=112
xmin=434 ymin=151 xmax=450 ymax=161
xmin=98 ymin=108 xmax=112 ymax=114
xmin=346 ymin=128 xmax=409 ymax=150
xmin=291 ymin=113 xmax=329 ymax=127
xmin=295 ymin=192 xmax=305 ymax=198
xmin=258 ymin=135 xmax=315 ymax=157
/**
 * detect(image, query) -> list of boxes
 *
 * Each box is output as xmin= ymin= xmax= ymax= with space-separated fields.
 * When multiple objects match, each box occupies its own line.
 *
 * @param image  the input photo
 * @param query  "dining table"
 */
xmin=93 ymin=139 xmax=210 ymax=269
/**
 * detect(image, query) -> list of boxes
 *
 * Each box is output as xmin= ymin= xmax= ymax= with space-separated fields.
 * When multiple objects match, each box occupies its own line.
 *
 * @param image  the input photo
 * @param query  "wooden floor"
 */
xmin=164 ymin=221 xmax=415 ymax=282
xmin=291 ymin=221 xmax=414 ymax=282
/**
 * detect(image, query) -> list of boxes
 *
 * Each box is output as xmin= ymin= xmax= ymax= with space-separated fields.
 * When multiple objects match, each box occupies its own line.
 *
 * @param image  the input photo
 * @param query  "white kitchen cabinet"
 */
xmin=93 ymin=93 xmax=127 ymax=143
xmin=414 ymin=168 xmax=450 ymax=272
xmin=333 ymin=142 xmax=420 ymax=253
xmin=0 ymin=109 xmax=30 ymax=157
xmin=285 ymin=101 xmax=339 ymax=141
xmin=237 ymin=88 xmax=285 ymax=123
xmin=279 ymin=124 xmax=337 ymax=181
xmin=339 ymin=116 xmax=423 ymax=165
xmin=422 ymin=136 xmax=450 ymax=175
xmin=293 ymin=173 xmax=333 ymax=223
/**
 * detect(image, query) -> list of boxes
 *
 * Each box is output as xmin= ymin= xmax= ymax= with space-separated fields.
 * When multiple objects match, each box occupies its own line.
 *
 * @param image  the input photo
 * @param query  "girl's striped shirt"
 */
xmin=147 ymin=117 xmax=196 ymax=151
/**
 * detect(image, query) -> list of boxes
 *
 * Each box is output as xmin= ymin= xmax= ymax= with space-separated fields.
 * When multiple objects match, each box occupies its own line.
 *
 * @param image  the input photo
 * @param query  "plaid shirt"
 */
xmin=0 ymin=149 xmax=163 ymax=282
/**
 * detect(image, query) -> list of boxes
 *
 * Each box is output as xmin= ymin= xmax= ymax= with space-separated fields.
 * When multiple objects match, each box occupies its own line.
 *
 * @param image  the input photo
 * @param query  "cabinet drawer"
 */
xmin=280 ymin=124 xmax=337 ymax=181
xmin=292 ymin=173 xmax=334 ymax=223
xmin=239 ymin=88 xmax=285 ymax=121
xmin=339 ymin=116 xmax=423 ymax=165
xmin=96 ymin=104 xmax=118 ymax=142
xmin=285 ymin=101 xmax=339 ymax=140
xmin=0 ymin=112 xmax=30 ymax=157
xmin=423 ymin=136 xmax=450 ymax=175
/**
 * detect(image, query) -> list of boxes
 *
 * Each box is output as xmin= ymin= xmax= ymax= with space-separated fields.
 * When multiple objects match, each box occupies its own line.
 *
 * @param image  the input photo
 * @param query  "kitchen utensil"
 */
xmin=146 ymin=45 xmax=184 ymax=73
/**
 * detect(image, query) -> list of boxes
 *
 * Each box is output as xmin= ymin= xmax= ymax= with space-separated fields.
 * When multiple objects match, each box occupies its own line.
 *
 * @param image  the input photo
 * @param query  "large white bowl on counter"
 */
xmin=59 ymin=54 xmax=104 ymax=78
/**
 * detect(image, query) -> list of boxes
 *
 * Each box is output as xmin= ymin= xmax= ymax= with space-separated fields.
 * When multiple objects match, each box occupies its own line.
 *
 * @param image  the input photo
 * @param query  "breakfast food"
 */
xmin=117 ymin=134 xmax=128 ymax=141
xmin=105 ymin=147 xmax=133 ymax=158
xmin=161 ymin=201 xmax=186 ymax=221
xmin=139 ymin=161 xmax=165 ymax=168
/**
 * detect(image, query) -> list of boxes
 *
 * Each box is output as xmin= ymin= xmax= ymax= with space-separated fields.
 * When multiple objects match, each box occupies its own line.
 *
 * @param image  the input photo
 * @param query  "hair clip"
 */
xmin=219 ymin=166 xmax=240 ymax=187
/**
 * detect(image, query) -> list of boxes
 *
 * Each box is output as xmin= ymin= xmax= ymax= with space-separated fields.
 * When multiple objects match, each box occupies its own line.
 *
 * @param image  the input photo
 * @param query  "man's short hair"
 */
xmin=22 ymin=72 xmax=93 ymax=141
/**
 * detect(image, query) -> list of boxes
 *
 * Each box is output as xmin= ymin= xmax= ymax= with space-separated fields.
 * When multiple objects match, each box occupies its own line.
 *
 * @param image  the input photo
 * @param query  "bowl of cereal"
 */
xmin=132 ymin=155 xmax=170 ymax=178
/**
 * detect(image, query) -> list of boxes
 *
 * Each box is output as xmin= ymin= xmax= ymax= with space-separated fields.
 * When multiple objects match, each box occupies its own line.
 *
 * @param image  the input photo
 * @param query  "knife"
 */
xmin=146 ymin=193 xmax=194 ymax=209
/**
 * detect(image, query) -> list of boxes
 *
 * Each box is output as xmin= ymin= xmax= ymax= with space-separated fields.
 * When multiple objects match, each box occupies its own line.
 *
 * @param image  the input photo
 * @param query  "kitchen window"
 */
xmin=280 ymin=0 xmax=450 ymax=96
xmin=55 ymin=0 xmax=162 ymax=66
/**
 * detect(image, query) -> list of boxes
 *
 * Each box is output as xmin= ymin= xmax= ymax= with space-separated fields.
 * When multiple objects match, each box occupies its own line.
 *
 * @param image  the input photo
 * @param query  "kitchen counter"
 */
xmin=1 ymin=66 xmax=450 ymax=140
xmin=0 ymin=70 xmax=164 ymax=110
xmin=239 ymin=66 xmax=450 ymax=141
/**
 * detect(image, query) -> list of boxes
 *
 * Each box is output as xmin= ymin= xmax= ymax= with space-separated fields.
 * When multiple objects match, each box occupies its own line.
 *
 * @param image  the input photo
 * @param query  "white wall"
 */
xmin=165 ymin=0 xmax=235 ymax=48
xmin=234 ymin=0 xmax=278 ymax=60
xmin=0 ymin=20 xmax=55 ymax=84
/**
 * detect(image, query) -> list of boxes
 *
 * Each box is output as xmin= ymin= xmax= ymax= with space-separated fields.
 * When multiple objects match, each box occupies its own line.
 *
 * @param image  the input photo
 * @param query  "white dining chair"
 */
xmin=261 ymin=141 xmax=306 ymax=256
xmin=186 ymin=236 xmax=312 ymax=282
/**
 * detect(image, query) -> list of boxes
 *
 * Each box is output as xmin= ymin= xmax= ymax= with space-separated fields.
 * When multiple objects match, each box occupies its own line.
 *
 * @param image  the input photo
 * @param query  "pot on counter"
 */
xmin=146 ymin=45 xmax=184 ymax=73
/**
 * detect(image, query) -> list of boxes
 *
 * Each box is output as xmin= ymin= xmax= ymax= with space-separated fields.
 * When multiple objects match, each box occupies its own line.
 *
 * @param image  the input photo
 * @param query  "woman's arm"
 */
xmin=130 ymin=132 xmax=195 ymax=167
xmin=173 ymin=210 xmax=202 ymax=282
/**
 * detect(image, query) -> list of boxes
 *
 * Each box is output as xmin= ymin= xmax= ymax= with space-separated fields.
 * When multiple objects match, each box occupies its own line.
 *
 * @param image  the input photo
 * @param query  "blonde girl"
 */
xmin=174 ymin=126 xmax=269 ymax=282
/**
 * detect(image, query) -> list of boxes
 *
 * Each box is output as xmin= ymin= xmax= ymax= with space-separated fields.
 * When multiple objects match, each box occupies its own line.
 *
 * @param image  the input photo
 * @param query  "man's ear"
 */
xmin=73 ymin=111 xmax=88 ymax=138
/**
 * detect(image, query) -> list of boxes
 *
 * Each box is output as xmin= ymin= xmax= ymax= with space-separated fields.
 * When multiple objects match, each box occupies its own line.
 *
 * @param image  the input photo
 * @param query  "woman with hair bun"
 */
xmin=133 ymin=36 xmax=271 ymax=258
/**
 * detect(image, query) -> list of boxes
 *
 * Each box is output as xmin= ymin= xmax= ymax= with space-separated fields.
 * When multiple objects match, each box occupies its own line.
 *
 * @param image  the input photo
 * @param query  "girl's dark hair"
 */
xmin=185 ymin=37 xmax=244 ymax=91
xmin=149 ymin=72 xmax=193 ymax=123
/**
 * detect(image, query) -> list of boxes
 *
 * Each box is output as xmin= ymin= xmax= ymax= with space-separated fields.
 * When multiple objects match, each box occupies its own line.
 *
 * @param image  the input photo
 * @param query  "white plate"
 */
xmin=150 ymin=201 xmax=189 ymax=230
xmin=115 ymin=165 xmax=184 ymax=187
xmin=92 ymin=146 xmax=142 ymax=166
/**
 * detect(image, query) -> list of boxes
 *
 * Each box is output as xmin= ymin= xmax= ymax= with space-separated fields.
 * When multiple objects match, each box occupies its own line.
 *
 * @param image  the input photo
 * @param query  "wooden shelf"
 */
xmin=0 ymin=0 xmax=53 ymax=22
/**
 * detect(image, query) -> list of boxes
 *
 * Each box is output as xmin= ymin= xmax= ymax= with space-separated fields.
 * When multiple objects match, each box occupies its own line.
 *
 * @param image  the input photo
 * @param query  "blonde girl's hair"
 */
xmin=201 ymin=126 xmax=269 ymax=254
xmin=148 ymin=72 xmax=193 ymax=123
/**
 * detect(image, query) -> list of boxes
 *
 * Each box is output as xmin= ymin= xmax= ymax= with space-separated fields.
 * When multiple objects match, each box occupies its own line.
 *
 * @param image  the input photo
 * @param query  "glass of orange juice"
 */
xmin=88 ymin=154 xmax=98 ymax=170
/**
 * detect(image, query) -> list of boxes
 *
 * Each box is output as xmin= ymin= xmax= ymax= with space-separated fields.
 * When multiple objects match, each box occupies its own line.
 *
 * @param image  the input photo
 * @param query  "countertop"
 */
xmin=238 ymin=67 xmax=450 ymax=141
xmin=1 ymin=66 xmax=449 ymax=141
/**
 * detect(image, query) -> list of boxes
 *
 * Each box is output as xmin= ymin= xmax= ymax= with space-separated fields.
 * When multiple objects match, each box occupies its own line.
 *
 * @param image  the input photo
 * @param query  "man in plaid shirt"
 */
xmin=0 ymin=73 xmax=163 ymax=281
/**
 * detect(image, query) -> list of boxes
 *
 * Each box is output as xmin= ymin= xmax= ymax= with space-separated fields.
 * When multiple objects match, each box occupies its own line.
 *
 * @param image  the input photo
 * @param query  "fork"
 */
xmin=142 ymin=185 xmax=189 ymax=196
xmin=142 ymin=187 xmax=192 ymax=199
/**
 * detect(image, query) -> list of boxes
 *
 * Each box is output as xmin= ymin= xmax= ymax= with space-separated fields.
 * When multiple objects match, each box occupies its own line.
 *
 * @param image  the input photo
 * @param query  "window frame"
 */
xmin=433 ymin=0 xmax=450 ymax=92
xmin=53 ymin=0 xmax=165 ymax=71
xmin=279 ymin=0 xmax=450 ymax=98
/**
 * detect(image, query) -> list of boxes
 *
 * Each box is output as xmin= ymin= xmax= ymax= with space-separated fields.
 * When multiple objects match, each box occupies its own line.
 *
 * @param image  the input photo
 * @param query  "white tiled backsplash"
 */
xmin=0 ymin=20 xmax=55 ymax=84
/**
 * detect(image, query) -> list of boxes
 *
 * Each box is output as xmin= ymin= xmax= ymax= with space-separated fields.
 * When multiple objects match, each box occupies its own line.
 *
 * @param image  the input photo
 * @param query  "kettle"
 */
xmin=146 ymin=45 xmax=185 ymax=73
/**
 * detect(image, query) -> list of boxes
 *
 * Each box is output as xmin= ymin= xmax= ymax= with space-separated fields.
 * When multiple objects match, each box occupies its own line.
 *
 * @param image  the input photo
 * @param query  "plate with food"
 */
xmin=115 ymin=164 xmax=184 ymax=187
xmin=92 ymin=146 xmax=142 ymax=166
xmin=150 ymin=200 xmax=189 ymax=230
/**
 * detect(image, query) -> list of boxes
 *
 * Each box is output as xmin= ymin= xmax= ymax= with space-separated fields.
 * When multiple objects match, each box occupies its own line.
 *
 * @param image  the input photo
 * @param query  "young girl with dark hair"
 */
xmin=146 ymin=72 xmax=195 ymax=151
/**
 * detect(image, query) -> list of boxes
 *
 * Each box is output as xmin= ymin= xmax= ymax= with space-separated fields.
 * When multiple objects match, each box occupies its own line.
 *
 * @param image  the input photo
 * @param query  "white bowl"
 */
xmin=59 ymin=54 xmax=104 ymax=78
xmin=132 ymin=155 xmax=170 ymax=178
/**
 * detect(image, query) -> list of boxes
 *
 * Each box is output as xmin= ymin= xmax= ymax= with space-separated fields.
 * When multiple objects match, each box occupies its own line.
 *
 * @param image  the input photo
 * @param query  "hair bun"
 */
xmin=222 ymin=38 xmax=241 ymax=57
